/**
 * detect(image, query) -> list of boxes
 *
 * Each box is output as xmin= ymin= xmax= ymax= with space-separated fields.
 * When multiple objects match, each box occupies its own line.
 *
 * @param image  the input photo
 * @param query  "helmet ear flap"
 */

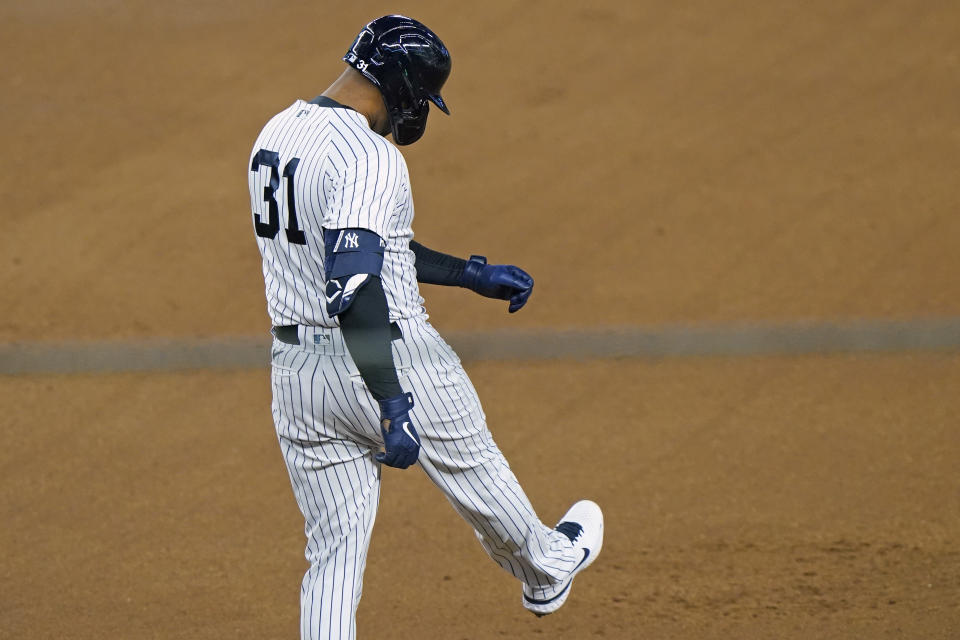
xmin=385 ymin=59 xmax=430 ymax=145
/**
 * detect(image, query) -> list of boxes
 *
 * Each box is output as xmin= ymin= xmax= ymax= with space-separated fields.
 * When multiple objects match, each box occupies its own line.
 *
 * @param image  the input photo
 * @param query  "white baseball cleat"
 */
xmin=522 ymin=500 xmax=604 ymax=616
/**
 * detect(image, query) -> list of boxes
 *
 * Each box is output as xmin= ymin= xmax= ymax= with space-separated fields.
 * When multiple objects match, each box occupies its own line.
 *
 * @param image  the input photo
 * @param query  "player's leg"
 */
xmin=277 ymin=435 xmax=379 ymax=640
xmin=391 ymin=320 xmax=584 ymax=589
xmin=271 ymin=342 xmax=381 ymax=640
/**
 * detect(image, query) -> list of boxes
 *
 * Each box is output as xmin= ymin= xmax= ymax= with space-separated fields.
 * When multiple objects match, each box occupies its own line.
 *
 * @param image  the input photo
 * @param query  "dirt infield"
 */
xmin=2 ymin=357 xmax=959 ymax=638
xmin=2 ymin=1 xmax=959 ymax=638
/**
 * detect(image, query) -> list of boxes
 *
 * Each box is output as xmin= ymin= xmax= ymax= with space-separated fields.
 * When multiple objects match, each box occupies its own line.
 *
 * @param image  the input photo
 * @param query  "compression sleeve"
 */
xmin=338 ymin=276 xmax=403 ymax=402
xmin=410 ymin=240 xmax=467 ymax=286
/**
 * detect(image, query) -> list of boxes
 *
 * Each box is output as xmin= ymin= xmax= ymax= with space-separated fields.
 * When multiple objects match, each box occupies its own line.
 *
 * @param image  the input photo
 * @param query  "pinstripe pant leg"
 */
xmin=393 ymin=321 xmax=582 ymax=591
xmin=272 ymin=343 xmax=381 ymax=640
xmin=278 ymin=436 xmax=380 ymax=640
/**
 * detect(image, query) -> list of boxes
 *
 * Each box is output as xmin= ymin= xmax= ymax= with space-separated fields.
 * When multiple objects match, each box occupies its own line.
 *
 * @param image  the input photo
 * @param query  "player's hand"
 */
xmin=376 ymin=392 xmax=421 ymax=469
xmin=461 ymin=255 xmax=534 ymax=313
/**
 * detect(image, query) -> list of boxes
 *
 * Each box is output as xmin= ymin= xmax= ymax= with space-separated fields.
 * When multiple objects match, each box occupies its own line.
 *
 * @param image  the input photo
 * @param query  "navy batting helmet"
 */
xmin=343 ymin=15 xmax=451 ymax=145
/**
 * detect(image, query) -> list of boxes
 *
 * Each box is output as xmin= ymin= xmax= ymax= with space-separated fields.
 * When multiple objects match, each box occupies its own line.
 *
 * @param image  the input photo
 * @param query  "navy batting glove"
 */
xmin=461 ymin=255 xmax=534 ymax=313
xmin=375 ymin=392 xmax=421 ymax=469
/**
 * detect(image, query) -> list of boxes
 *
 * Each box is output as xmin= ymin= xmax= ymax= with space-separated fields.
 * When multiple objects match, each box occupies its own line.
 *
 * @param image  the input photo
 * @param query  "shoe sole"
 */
xmin=523 ymin=548 xmax=591 ymax=615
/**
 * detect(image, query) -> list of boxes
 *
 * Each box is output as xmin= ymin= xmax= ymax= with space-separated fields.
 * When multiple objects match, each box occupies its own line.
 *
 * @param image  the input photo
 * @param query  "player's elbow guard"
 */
xmin=323 ymin=228 xmax=386 ymax=316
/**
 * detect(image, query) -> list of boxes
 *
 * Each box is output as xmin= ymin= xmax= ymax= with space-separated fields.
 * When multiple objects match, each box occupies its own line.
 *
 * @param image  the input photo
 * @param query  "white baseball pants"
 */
xmin=270 ymin=316 xmax=580 ymax=640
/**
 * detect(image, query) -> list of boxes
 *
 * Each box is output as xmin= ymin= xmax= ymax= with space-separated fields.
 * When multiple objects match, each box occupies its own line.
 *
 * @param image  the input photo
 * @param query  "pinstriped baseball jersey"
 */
xmin=249 ymin=99 xmax=425 ymax=328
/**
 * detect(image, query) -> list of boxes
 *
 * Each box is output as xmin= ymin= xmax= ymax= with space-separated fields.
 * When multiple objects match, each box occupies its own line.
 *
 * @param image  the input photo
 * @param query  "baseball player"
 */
xmin=248 ymin=16 xmax=603 ymax=639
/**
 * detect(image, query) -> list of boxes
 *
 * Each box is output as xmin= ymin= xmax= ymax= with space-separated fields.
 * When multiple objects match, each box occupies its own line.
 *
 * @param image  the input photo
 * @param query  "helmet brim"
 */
xmin=428 ymin=93 xmax=450 ymax=115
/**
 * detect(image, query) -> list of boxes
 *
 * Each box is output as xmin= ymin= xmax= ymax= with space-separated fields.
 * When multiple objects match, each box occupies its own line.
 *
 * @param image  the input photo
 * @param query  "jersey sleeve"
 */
xmin=323 ymin=144 xmax=402 ymax=238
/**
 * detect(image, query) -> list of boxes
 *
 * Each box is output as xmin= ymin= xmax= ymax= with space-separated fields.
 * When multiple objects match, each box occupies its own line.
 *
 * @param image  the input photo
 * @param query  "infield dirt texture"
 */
xmin=2 ymin=1 xmax=959 ymax=638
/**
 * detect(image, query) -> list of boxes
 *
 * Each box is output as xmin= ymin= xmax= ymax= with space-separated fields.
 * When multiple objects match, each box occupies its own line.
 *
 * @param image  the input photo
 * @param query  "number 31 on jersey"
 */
xmin=250 ymin=148 xmax=306 ymax=245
